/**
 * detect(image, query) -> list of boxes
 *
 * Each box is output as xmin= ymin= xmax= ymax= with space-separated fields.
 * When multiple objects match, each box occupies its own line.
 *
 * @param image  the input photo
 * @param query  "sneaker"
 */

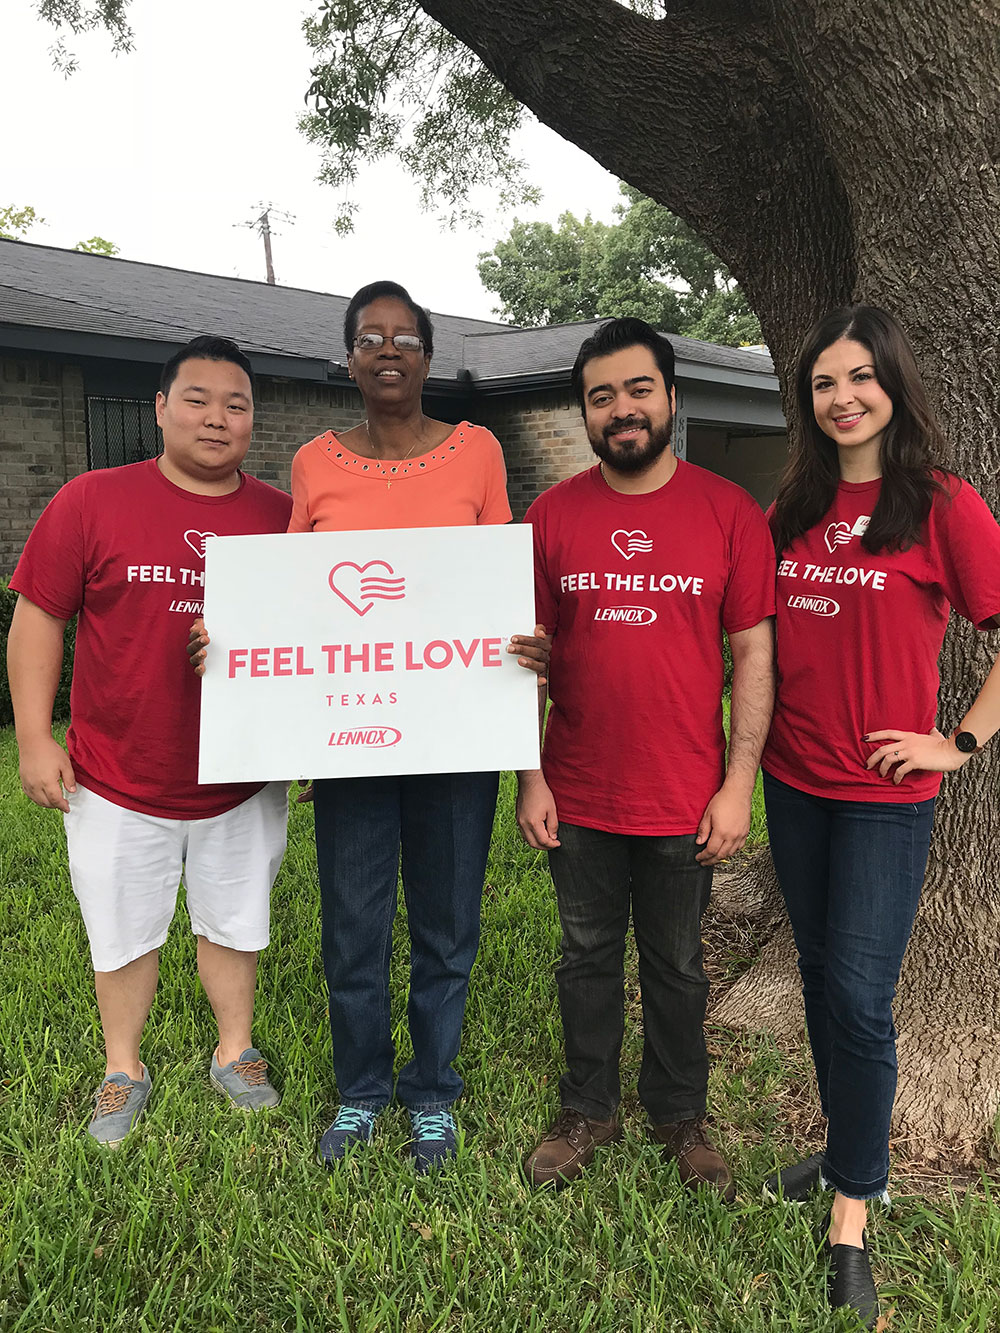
xmin=210 ymin=1047 xmax=280 ymax=1111
xmin=523 ymin=1107 xmax=622 ymax=1188
xmin=649 ymin=1116 xmax=736 ymax=1203
xmin=763 ymin=1150 xmax=825 ymax=1202
xmin=318 ymin=1106 xmax=380 ymax=1165
xmin=88 ymin=1067 xmax=152 ymax=1147
xmin=409 ymin=1109 xmax=458 ymax=1174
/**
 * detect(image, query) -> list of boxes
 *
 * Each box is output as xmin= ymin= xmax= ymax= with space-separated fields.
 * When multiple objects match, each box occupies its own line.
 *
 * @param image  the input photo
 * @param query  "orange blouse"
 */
xmin=288 ymin=421 xmax=512 ymax=533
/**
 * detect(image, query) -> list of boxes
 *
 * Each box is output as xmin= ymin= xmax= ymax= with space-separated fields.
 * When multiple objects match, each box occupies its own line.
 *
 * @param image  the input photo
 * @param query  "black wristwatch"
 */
xmin=952 ymin=728 xmax=983 ymax=755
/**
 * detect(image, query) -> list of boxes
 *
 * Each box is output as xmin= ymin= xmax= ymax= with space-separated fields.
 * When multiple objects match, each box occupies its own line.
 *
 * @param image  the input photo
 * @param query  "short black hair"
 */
xmin=159 ymin=335 xmax=255 ymax=398
xmin=571 ymin=318 xmax=676 ymax=412
xmin=343 ymin=280 xmax=434 ymax=358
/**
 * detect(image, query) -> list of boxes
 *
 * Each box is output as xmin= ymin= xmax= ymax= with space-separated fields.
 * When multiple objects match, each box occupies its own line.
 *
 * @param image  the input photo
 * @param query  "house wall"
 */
xmin=475 ymin=388 xmax=592 ymax=520
xmin=0 ymin=356 xmax=87 ymax=576
xmin=686 ymin=424 xmax=789 ymax=508
xmin=246 ymin=378 xmax=365 ymax=488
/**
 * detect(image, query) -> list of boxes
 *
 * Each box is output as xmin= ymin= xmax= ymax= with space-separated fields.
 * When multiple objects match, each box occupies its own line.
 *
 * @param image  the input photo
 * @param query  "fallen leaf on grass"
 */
xmin=875 ymin=1308 xmax=896 ymax=1331
xmin=410 ymin=1222 xmax=433 ymax=1240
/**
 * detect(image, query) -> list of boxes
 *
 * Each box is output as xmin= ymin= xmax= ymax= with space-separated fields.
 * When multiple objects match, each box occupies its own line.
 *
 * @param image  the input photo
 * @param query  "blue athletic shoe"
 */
xmin=318 ymin=1106 xmax=379 ymax=1165
xmin=409 ymin=1109 xmax=458 ymax=1174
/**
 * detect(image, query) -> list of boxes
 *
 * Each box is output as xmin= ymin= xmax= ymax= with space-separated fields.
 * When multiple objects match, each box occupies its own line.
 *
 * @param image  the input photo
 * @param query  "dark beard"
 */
xmin=589 ymin=413 xmax=673 ymax=475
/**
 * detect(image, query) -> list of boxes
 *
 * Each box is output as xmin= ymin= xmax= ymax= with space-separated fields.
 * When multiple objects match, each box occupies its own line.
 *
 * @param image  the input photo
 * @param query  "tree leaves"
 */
xmin=476 ymin=184 xmax=761 ymax=344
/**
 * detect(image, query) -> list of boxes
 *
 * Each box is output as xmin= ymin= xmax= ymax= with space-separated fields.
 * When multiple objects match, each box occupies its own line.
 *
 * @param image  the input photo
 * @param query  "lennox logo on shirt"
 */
xmin=787 ymin=594 xmax=840 ymax=617
xmin=593 ymin=606 xmax=658 ymax=625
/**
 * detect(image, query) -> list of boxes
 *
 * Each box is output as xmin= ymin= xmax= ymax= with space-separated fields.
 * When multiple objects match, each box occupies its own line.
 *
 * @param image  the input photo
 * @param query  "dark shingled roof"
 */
xmin=0 ymin=239 xmax=775 ymax=386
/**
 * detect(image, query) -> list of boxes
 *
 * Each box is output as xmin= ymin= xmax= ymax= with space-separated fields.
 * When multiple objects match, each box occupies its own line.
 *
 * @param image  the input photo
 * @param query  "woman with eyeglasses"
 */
xmin=289 ymin=280 xmax=546 ymax=1171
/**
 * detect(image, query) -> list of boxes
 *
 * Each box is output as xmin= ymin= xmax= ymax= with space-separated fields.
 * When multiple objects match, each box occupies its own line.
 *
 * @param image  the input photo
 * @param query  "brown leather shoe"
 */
xmin=523 ymin=1107 xmax=622 ymax=1187
xmin=650 ymin=1117 xmax=736 ymax=1203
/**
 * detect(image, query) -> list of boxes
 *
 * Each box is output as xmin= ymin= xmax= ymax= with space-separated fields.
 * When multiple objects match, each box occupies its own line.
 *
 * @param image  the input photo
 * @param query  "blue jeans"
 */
xmin=313 ymin=771 xmax=498 ymax=1112
xmin=763 ymin=772 xmax=935 ymax=1199
xmin=548 ymin=822 xmax=713 ymax=1124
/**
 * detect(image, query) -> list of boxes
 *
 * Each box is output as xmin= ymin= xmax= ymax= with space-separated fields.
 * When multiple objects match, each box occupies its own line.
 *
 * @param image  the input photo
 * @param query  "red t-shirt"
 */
xmin=763 ymin=476 xmax=1000 ymax=802
xmin=528 ymin=461 xmax=776 ymax=836
xmin=10 ymin=459 xmax=292 ymax=818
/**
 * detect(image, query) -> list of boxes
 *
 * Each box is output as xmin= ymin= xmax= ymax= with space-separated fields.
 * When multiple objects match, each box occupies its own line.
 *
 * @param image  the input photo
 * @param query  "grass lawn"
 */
xmin=1 ymin=727 xmax=997 ymax=1331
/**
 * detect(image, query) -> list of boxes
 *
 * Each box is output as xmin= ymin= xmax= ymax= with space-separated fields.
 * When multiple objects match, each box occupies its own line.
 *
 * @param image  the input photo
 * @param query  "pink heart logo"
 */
xmin=183 ymin=529 xmax=218 ymax=560
xmin=611 ymin=529 xmax=654 ymax=561
xmin=328 ymin=560 xmax=407 ymax=617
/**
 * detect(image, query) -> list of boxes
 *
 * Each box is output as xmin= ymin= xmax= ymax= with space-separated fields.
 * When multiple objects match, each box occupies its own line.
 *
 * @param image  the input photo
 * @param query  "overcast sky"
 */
xmin=3 ymin=0 xmax=621 ymax=320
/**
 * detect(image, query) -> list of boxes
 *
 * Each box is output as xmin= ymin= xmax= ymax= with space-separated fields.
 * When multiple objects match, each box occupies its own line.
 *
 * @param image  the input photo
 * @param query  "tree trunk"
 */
xmin=420 ymin=0 xmax=1000 ymax=1155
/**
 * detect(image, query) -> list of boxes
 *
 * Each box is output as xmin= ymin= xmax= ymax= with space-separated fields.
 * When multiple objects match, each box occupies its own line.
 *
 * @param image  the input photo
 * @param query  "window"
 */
xmin=86 ymin=396 xmax=160 ymax=469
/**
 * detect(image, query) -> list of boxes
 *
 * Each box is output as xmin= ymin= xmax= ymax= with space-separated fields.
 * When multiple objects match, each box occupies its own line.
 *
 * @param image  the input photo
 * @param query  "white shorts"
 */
xmin=64 ymin=782 xmax=288 ymax=973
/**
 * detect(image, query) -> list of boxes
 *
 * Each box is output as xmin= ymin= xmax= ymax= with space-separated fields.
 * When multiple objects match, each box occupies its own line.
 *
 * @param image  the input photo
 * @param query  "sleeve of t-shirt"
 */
xmin=936 ymin=480 xmax=1000 ymax=630
xmin=475 ymin=429 xmax=513 ymax=526
xmin=8 ymin=481 xmax=87 ymax=620
xmin=525 ymin=496 xmax=559 ymax=634
xmin=288 ymin=446 xmax=314 ymax=533
xmin=721 ymin=497 xmax=777 ymax=634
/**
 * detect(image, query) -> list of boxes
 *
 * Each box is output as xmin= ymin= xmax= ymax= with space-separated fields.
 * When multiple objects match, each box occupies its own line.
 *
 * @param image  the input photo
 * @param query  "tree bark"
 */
xmin=419 ymin=0 xmax=1000 ymax=1155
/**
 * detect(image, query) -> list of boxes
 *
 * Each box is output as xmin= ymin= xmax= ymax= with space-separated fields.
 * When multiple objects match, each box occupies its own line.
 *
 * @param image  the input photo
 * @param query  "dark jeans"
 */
xmin=763 ymin=772 xmax=935 ymax=1199
xmin=313 ymin=770 xmax=498 ymax=1112
xmin=547 ymin=821 xmax=714 ymax=1124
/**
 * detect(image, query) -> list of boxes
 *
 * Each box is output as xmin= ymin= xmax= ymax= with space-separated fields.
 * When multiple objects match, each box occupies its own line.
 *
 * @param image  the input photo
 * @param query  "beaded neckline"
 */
xmin=316 ymin=422 xmax=474 ymax=483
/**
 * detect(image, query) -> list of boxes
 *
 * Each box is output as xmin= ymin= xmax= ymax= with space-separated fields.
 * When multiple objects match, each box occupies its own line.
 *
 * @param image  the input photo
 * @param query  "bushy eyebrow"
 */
xmin=587 ymin=374 xmax=656 ymax=399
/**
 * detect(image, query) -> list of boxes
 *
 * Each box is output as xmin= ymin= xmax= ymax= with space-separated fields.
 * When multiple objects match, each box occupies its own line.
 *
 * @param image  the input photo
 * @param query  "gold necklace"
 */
xmin=364 ymin=419 xmax=420 ymax=490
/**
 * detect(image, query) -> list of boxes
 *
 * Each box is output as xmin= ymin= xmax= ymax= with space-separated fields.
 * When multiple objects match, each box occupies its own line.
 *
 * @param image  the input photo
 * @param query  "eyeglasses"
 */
xmin=353 ymin=334 xmax=424 ymax=352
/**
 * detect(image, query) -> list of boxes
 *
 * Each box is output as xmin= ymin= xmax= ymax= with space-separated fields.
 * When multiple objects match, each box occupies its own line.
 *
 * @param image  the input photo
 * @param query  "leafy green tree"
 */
xmin=0 ymin=204 xmax=44 ymax=240
xmin=478 ymin=185 xmax=760 ymax=343
xmin=73 ymin=236 xmax=119 ymax=255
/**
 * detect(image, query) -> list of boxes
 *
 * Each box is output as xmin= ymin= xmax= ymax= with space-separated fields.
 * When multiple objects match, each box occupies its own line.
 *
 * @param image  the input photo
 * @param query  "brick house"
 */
xmin=0 ymin=240 xmax=788 ymax=575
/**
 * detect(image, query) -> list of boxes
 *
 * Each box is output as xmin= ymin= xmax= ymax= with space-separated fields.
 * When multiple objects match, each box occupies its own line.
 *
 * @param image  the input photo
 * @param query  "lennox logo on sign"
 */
xmin=329 ymin=560 xmax=407 ymax=616
xmin=328 ymin=726 xmax=403 ymax=748
xmin=593 ymin=605 xmax=658 ymax=625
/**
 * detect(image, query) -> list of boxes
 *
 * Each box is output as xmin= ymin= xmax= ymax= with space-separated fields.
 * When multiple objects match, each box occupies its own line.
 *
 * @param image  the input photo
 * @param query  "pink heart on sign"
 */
xmin=183 ymin=529 xmax=218 ymax=560
xmin=611 ymin=529 xmax=654 ymax=561
xmin=328 ymin=560 xmax=407 ymax=617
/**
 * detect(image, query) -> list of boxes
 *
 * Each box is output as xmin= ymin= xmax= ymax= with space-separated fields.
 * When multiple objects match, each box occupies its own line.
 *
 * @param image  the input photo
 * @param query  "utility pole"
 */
xmin=238 ymin=203 xmax=295 ymax=285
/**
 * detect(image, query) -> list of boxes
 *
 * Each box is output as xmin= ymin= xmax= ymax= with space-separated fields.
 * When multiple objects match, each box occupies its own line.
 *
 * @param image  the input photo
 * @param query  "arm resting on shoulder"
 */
xmin=7 ymin=595 xmax=76 ymax=812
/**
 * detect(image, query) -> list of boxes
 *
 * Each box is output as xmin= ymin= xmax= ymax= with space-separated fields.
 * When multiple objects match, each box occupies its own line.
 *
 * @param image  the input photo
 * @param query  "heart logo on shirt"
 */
xmin=328 ymin=560 xmax=407 ymax=617
xmin=611 ymin=529 xmax=654 ymax=561
xmin=823 ymin=522 xmax=853 ymax=555
xmin=183 ymin=529 xmax=219 ymax=560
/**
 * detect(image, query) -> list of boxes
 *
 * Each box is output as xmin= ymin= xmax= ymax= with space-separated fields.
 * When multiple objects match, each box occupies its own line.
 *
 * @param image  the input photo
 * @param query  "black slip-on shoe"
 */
xmin=819 ymin=1210 xmax=879 ymax=1329
xmin=762 ymin=1150 xmax=825 ymax=1202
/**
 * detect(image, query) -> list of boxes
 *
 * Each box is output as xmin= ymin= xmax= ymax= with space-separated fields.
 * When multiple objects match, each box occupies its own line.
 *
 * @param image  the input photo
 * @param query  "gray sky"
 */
xmin=3 ymin=0 xmax=621 ymax=320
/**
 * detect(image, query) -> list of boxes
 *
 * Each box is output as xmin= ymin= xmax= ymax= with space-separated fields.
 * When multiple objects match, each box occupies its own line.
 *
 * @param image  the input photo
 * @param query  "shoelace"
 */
xmin=95 ymin=1081 xmax=134 ymax=1116
xmin=333 ymin=1107 xmax=377 ymax=1134
xmin=232 ymin=1058 xmax=269 ymax=1086
xmin=411 ymin=1111 xmax=455 ymax=1143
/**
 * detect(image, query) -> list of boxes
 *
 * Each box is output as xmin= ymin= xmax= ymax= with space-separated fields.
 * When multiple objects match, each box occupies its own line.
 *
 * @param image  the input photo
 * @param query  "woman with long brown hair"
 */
xmin=761 ymin=305 xmax=1000 ymax=1324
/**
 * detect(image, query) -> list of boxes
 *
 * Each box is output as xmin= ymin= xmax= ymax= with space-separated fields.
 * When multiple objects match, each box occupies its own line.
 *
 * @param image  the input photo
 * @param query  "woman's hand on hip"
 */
xmin=864 ymin=727 xmax=967 ymax=782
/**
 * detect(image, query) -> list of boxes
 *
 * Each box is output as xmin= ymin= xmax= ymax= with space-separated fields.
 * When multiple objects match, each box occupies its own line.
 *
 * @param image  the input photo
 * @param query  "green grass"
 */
xmin=1 ymin=728 xmax=998 ymax=1331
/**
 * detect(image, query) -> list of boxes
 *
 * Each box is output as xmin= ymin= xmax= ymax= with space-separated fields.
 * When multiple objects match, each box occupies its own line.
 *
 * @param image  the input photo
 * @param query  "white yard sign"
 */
xmin=198 ymin=525 xmax=540 ymax=783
